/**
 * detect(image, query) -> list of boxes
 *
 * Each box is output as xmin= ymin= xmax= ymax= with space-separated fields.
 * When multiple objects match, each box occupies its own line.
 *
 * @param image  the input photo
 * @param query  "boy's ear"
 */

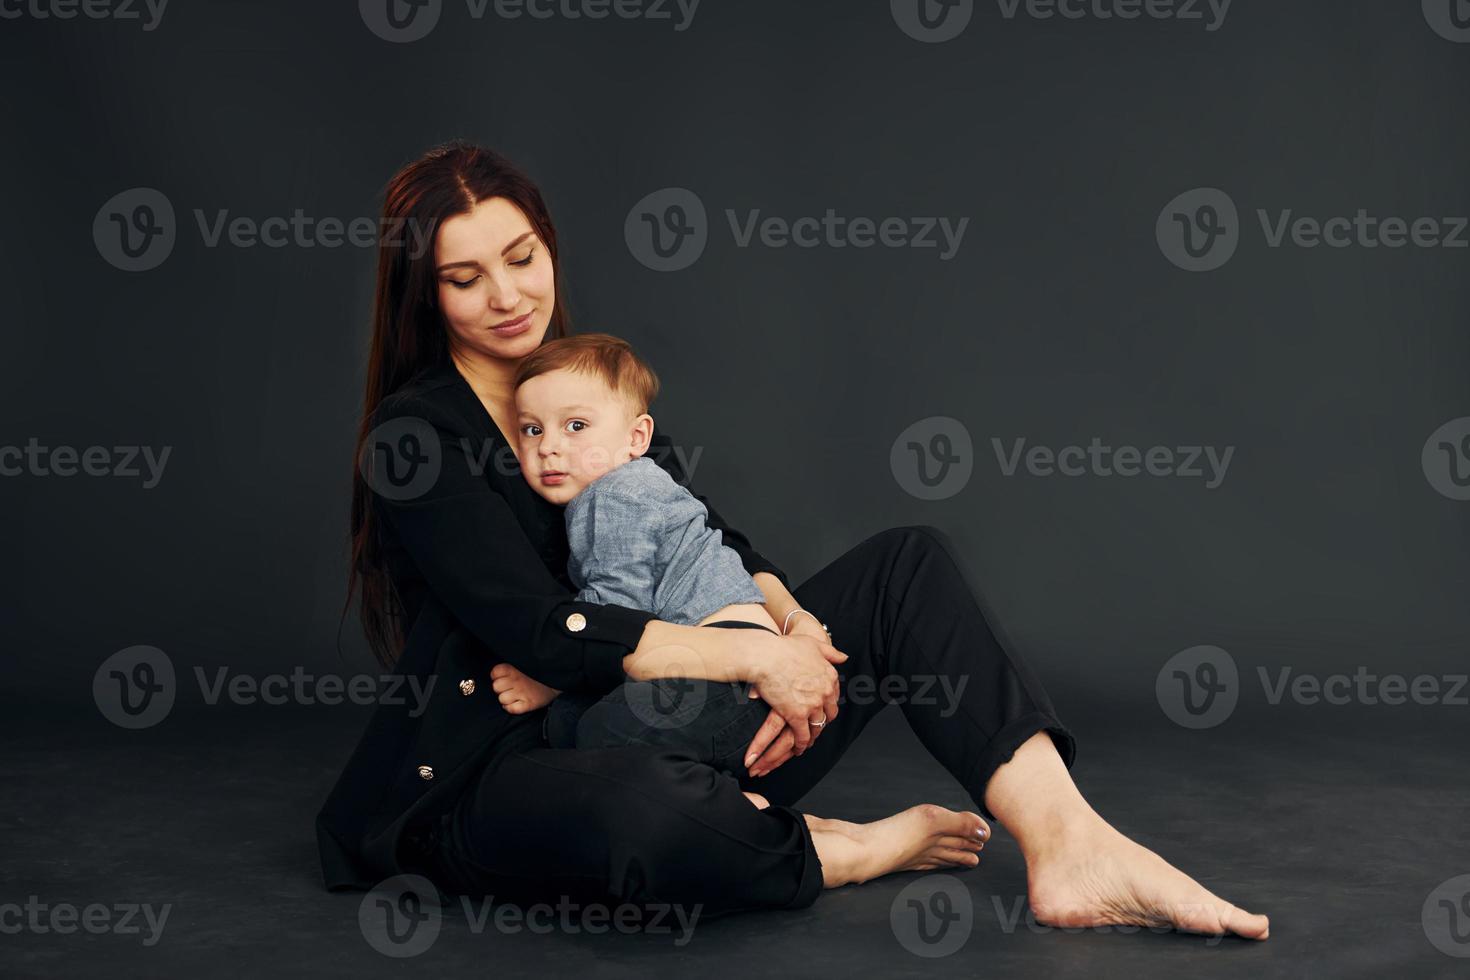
xmin=629 ymin=413 xmax=655 ymax=457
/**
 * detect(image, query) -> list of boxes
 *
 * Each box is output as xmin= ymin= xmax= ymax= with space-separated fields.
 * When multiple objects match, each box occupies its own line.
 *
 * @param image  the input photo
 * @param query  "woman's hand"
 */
xmin=741 ymin=631 xmax=847 ymax=775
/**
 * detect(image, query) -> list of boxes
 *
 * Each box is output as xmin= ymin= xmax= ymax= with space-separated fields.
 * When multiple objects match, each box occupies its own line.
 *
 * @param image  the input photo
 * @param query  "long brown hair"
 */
xmin=347 ymin=140 xmax=569 ymax=667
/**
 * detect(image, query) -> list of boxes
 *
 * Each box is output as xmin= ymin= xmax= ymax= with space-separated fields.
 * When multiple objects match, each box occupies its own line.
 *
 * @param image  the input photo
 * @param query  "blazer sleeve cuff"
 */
xmin=554 ymin=601 xmax=659 ymax=690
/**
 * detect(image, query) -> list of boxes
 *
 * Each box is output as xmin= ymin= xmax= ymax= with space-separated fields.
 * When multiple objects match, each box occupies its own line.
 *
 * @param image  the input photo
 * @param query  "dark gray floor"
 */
xmin=3 ymin=697 xmax=1467 ymax=979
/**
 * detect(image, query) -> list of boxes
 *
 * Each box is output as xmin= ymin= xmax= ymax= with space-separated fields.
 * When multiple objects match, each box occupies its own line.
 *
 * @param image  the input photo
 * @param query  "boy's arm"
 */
xmin=565 ymin=478 xmax=665 ymax=621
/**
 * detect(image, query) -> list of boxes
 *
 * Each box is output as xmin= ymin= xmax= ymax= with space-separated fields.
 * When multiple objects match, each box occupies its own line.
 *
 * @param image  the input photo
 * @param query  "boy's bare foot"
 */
xmin=489 ymin=663 xmax=560 ymax=713
xmin=1026 ymin=815 xmax=1270 ymax=940
xmin=743 ymin=792 xmax=771 ymax=809
xmin=808 ymin=805 xmax=989 ymax=888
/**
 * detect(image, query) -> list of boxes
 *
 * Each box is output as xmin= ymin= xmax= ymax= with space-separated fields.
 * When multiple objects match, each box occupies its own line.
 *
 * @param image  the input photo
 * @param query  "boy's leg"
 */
xmin=575 ymin=675 xmax=770 ymax=776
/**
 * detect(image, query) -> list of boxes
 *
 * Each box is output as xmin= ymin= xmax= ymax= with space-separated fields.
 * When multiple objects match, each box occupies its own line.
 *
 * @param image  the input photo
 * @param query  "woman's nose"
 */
xmin=484 ymin=270 xmax=521 ymax=311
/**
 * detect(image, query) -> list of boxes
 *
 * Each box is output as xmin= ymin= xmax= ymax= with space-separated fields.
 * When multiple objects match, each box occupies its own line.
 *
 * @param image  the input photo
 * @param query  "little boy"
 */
xmin=494 ymin=332 xmax=781 ymax=776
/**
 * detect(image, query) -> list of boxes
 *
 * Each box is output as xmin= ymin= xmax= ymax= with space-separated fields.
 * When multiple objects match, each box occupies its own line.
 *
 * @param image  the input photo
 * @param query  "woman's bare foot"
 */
xmin=808 ymin=805 xmax=990 ymax=888
xmin=1026 ymin=813 xmax=1270 ymax=941
xmin=985 ymin=732 xmax=1269 ymax=941
xmin=488 ymin=663 xmax=559 ymax=714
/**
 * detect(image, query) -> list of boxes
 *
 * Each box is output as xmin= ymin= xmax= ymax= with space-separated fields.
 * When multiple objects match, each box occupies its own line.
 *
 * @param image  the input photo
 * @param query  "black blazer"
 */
xmin=316 ymin=361 xmax=788 ymax=890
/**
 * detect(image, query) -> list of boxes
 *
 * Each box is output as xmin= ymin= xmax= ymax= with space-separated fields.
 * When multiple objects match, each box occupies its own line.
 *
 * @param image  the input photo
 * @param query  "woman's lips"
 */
xmin=491 ymin=312 xmax=533 ymax=337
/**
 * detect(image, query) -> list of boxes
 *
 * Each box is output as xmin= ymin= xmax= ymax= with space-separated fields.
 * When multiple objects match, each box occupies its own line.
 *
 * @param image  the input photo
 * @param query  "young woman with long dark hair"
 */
xmin=317 ymin=140 xmax=1269 ymax=938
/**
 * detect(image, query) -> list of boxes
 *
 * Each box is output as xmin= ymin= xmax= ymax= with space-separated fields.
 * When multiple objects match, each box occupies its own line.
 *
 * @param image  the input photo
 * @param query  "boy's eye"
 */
xmin=449 ymin=276 xmax=479 ymax=289
xmin=521 ymin=424 xmax=542 ymax=437
xmin=565 ymin=420 xmax=587 ymax=433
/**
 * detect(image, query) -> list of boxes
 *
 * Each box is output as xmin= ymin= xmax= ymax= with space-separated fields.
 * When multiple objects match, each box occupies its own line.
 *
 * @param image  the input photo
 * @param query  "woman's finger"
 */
xmin=818 ymin=640 xmax=849 ymax=664
xmin=823 ymin=680 xmax=841 ymax=730
xmin=742 ymin=709 xmax=787 ymax=770
xmin=787 ymin=714 xmax=813 ymax=755
xmin=750 ymin=729 xmax=796 ymax=776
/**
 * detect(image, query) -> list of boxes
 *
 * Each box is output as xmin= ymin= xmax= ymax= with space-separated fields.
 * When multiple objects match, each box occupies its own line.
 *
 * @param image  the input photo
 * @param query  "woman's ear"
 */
xmin=629 ymin=413 xmax=655 ymax=458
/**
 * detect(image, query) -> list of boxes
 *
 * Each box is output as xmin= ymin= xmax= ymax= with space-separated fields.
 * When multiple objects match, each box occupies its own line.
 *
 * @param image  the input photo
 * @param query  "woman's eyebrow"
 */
xmin=435 ymin=234 xmax=536 ymax=273
xmin=435 ymin=259 xmax=480 ymax=273
xmin=500 ymin=231 xmax=534 ymax=255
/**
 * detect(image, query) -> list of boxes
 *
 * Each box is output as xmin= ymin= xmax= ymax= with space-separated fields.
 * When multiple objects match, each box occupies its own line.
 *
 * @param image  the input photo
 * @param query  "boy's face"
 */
xmin=514 ymin=367 xmax=650 ymax=505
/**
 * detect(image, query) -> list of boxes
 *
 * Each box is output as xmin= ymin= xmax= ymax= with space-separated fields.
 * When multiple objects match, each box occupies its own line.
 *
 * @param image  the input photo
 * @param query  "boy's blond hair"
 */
xmin=512 ymin=332 xmax=660 ymax=414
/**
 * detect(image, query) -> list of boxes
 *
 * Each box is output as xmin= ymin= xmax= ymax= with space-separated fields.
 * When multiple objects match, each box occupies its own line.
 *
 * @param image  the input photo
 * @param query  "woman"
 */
xmin=317 ymin=140 xmax=1269 ymax=938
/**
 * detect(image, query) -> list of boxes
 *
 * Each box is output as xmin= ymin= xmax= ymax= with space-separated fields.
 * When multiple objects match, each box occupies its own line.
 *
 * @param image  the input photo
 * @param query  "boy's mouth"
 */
xmin=539 ymin=471 xmax=568 ymax=486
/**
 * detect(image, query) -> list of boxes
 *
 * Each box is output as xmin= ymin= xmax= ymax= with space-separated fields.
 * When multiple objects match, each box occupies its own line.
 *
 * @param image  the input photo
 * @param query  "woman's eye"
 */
xmin=509 ymin=247 xmax=536 ymax=267
xmin=566 ymin=420 xmax=586 ymax=433
xmin=449 ymin=276 xmax=480 ymax=289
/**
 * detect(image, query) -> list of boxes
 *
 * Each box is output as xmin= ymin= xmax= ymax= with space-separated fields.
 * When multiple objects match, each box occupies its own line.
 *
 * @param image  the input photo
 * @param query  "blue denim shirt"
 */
xmin=564 ymin=457 xmax=766 ymax=625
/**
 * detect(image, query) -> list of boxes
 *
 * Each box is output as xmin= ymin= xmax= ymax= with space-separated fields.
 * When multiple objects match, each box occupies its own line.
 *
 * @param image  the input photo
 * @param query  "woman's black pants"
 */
xmin=422 ymin=526 xmax=1077 ymax=917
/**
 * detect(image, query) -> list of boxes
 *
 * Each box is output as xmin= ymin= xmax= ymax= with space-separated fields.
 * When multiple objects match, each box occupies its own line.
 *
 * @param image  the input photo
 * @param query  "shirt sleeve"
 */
xmin=368 ymin=393 xmax=656 ymax=692
xmin=566 ymin=481 xmax=666 ymax=612
xmin=647 ymin=428 xmax=791 ymax=590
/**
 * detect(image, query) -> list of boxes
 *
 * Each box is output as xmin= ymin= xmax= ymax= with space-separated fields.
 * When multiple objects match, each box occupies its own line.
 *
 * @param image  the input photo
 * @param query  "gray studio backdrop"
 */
xmin=1 ymin=1 xmax=1466 ymax=724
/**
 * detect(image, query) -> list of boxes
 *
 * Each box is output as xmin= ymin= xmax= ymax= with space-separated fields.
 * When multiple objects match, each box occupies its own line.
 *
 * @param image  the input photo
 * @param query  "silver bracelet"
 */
xmin=781 ymin=608 xmax=831 ymax=638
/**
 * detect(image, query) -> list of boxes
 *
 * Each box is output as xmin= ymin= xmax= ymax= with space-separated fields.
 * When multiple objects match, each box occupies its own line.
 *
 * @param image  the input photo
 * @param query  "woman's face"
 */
xmin=434 ymin=196 xmax=555 ymax=362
